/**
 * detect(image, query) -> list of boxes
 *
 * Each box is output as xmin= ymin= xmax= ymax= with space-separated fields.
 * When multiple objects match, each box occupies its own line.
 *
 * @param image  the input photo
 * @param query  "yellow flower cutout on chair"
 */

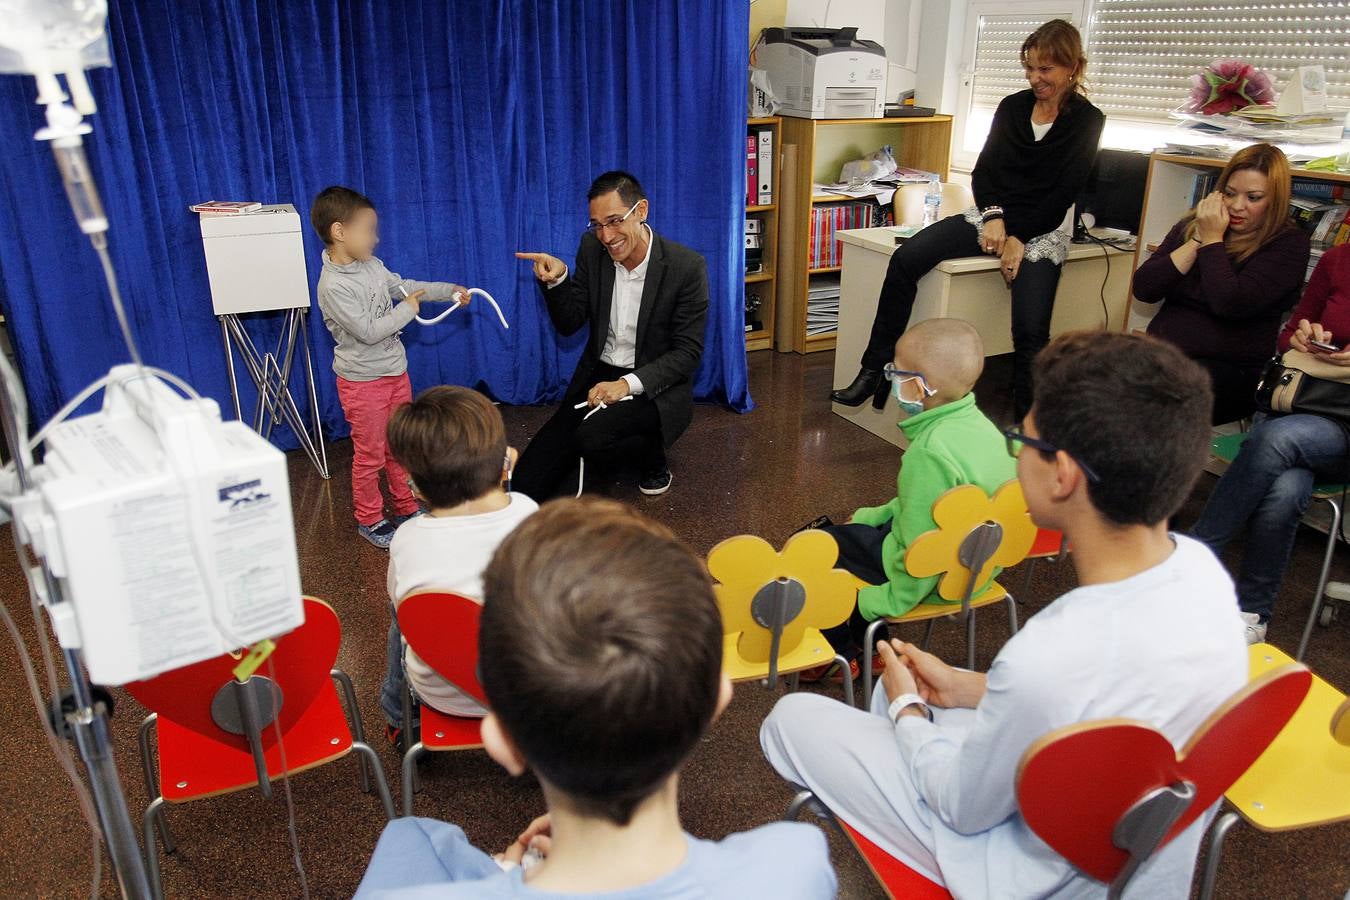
xmin=708 ymin=530 xmax=857 ymax=664
xmin=906 ymin=480 xmax=1037 ymax=601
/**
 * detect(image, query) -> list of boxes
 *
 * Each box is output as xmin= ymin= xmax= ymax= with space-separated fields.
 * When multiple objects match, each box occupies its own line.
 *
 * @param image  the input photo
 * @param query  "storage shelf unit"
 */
xmin=744 ymin=116 xmax=782 ymax=352
xmin=774 ymin=114 xmax=953 ymax=353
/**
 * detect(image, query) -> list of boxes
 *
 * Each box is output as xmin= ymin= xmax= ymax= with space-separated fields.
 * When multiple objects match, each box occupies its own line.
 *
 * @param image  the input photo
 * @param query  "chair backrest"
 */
xmin=904 ymin=480 xmax=1038 ymax=604
xmin=397 ymin=591 xmax=488 ymax=706
xmin=125 ymin=596 xmax=339 ymax=750
xmin=1016 ymin=663 xmax=1312 ymax=895
xmin=894 ymin=181 xmax=976 ymax=227
xmin=708 ymin=530 xmax=856 ymax=678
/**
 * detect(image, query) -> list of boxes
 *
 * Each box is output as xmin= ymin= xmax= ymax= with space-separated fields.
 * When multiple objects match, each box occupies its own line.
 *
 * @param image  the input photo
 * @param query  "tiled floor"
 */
xmin=0 ymin=350 xmax=1345 ymax=898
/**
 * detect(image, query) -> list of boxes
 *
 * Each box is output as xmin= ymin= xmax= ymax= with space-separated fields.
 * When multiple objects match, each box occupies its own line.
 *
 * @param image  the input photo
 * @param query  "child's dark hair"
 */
xmin=386 ymin=386 xmax=506 ymax=509
xmin=310 ymin=185 xmax=374 ymax=245
xmin=1031 ymin=331 xmax=1212 ymax=526
xmin=479 ymin=498 xmax=723 ymax=825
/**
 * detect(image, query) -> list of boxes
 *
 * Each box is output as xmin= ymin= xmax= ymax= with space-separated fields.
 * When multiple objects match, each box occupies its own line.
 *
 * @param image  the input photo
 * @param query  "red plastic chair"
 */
xmin=396 ymin=591 xmax=489 ymax=817
xmin=1017 ymin=663 xmax=1311 ymax=899
xmin=784 ymin=790 xmax=952 ymax=899
xmin=127 ymin=596 xmax=394 ymax=899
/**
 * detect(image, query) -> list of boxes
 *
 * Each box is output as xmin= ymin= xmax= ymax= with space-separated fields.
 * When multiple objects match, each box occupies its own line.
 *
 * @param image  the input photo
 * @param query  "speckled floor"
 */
xmin=0 ymin=351 xmax=1345 ymax=899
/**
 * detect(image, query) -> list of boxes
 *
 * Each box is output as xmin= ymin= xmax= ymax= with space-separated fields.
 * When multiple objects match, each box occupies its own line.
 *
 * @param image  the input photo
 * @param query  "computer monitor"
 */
xmin=1077 ymin=149 xmax=1150 ymax=236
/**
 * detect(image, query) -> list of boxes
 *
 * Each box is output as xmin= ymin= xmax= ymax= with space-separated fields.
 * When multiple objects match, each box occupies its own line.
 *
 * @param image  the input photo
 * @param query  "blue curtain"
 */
xmin=0 ymin=0 xmax=751 ymax=448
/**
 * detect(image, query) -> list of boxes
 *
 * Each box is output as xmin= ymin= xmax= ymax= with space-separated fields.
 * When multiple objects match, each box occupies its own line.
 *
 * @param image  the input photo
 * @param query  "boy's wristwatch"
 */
xmin=889 ymin=692 xmax=933 ymax=723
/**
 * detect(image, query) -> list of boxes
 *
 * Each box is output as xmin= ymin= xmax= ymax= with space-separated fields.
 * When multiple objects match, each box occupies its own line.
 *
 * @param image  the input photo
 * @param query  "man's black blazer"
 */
xmin=540 ymin=229 xmax=708 ymax=446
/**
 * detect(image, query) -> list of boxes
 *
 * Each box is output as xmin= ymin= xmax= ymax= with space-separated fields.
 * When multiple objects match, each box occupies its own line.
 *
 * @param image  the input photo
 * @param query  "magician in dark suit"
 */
xmin=514 ymin=170 xmax=708 ymax=499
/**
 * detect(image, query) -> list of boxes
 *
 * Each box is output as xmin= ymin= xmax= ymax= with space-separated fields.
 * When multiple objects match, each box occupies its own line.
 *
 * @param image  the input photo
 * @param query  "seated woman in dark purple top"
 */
xmin=1131 ymin=143 xmax=1310 ymax=424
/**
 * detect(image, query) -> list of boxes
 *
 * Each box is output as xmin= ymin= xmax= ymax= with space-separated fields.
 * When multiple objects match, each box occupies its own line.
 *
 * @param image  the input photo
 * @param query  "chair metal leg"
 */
xmin=350 ymin=741 xmax=396 ymax=820
xmin=784 ymin=789 xmax=815 ymax=821
xmin=137 ymin=715 xmax=175 ymax=852
xmin=1005 ymin=593 xmax=1019 ymax=635
xmin=861 ymin=619 xmax=885 ymax=710
xmin=330 ymin=668 xmax=371 ymax=793
xmin=966 ymin=608 xmax=977 ymax=671
xmin=832 ymin=654 xmax=855 ymax=707
xmin=787 ymin=671 xmax=800 ymax=692
xmin=1298 ymin=497 xmax=1341 ymax=661
xmin=921 ymin=617 xmax=937 ymax=649
xmin=401 ymin=742 xmax=426 ymax=818
xmin=1197 ymin=810 xmax=1241 ymax=900
xmin=143 ymin=797 xmax=167 ymax=900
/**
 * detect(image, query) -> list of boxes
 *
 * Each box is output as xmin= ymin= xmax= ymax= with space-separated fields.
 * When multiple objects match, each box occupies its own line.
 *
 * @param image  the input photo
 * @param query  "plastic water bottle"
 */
xmin=922 ymin=176 xmax=942 ymax=228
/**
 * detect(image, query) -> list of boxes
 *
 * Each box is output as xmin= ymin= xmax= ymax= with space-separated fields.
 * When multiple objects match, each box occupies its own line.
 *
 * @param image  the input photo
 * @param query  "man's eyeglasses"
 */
xmin=1001 ymin=425 xmax=1102 ymax=483
xmin=586 ymin=200 xmax=642 ymax=234
xmin=882 ymin=363 xmax=937 ymax=397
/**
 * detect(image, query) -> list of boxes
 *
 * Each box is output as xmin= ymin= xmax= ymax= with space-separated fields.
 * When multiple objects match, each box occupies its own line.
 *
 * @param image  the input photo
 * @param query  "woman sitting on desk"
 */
xmin=1190 ymin=243 xmax=1350 ymax=645
xmin=832 ymin=18 xmax=1104 ymax=421
xmin=1131 ymin=143 xmax=1310 ymax=425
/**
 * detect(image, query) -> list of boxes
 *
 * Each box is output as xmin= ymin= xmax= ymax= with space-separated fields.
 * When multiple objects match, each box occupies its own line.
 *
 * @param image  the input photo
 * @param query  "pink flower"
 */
xmin=1183 ymin=59 xmax=1276 ymax=116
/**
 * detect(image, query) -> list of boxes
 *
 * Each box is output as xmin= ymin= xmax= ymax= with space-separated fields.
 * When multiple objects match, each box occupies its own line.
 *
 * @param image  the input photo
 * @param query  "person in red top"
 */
xmin=1191 ymin=243 xmax=1350 ymax=643
xmin=1132 ymin=143 xmax=1311 ymax=424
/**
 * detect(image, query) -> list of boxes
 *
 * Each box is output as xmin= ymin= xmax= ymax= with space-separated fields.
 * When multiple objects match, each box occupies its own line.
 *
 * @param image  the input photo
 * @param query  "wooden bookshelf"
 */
xmin=774 ymin=115 xmax=953 ymax=353
xmin=744 ymin=116 xmax=782 ymax=352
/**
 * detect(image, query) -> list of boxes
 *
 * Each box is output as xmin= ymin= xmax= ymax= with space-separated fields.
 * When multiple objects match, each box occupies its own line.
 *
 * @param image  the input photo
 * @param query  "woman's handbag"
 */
xmin=1254 ymin=348 xmax=1350 ymax=424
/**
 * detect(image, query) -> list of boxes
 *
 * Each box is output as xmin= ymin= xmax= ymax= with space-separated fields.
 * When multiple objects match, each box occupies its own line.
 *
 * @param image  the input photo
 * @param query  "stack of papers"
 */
xmin=807 ymin=275 xmax=841 ymax=337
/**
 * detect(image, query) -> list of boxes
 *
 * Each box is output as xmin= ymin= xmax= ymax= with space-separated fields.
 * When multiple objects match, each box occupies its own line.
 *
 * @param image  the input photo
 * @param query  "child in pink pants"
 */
xmin=311 ymin=185 xmax=469 ymax=548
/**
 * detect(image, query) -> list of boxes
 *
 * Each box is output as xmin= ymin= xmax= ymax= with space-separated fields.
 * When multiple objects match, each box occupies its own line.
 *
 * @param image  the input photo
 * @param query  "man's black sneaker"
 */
xmin=639 ymin=468 xmax=673 ymax=496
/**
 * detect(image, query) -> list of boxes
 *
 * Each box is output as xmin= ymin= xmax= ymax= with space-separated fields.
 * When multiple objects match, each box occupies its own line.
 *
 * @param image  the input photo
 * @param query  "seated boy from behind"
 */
xmin=816 ymin=318 xmax=1015 ymax=672
xmin=378 ymin=386 xmax=537 ymax=744
xmin=357 ymin=498 xmax=838 ymax=899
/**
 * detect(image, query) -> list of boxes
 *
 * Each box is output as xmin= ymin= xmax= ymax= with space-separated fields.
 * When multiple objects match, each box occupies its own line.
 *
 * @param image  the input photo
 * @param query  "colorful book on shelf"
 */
xmin=190 ymin=200 xmax=262 ymax=215
xmin=745 ymin=135 xmax=758 ymax=207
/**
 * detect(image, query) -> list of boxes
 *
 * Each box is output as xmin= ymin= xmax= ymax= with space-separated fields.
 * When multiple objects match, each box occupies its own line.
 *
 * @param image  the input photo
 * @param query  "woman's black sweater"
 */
xmin=971 ymin=90 xmax=1106 ymax=242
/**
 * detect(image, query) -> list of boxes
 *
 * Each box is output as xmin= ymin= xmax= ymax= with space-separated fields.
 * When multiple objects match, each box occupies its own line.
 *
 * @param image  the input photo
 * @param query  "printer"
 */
xmin=757 ymin=27 xmax=887 ymax=120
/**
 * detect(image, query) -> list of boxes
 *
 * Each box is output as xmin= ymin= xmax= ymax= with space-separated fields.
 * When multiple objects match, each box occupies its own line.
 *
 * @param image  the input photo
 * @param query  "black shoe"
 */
xmin=831 ymin=368 xmax=887 ymax=409
xmin=639 ymin=468 xmax=673 ymax=496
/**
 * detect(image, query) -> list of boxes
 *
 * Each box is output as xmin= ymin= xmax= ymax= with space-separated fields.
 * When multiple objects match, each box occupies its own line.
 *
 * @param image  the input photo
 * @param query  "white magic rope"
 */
xmin=571 ymin=395 xmax=634 ymax=496
xmin=414 ymin=288 xmax=510 ymax=328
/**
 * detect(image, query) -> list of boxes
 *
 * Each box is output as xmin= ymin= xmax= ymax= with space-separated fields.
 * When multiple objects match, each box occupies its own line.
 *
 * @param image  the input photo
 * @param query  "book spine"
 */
xmin=757 ymin=128 xmax=773 ymax=206
xmin=746 ymin=135 xmax=758 ymax=208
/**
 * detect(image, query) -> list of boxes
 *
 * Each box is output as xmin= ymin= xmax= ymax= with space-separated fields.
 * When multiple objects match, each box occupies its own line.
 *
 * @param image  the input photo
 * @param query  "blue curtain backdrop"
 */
xmin=0 ymin=0 xmax=751 ymax=448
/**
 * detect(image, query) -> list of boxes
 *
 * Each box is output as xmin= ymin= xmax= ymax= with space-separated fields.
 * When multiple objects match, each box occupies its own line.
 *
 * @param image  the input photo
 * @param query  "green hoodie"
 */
xmin=850 ymin=392 xmax=1017 ymax=620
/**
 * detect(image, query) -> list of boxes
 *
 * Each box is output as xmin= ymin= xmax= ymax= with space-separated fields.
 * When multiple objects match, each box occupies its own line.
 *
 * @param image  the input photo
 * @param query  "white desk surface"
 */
xmin=836 ymin=227 xmax=1134 ymax=271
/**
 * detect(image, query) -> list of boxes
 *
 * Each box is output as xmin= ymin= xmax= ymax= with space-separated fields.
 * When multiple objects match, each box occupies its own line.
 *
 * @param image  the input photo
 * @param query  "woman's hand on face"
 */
xmin=981 ymin=219 xmax=1007 ymax=256
xmin=1194 ymin=192 xmax=1230 ymax=244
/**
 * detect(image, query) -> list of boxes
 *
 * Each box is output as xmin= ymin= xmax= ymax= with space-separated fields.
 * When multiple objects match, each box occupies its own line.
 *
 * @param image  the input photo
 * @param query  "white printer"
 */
xmin=757 ymin=27 xmax=887 ymax=120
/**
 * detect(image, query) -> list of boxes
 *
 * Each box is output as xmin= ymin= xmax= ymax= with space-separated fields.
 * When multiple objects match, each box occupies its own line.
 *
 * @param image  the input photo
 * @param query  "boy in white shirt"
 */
xmin=378 ymin=386 xmax=537 ymax=746
xmin=761 ymin=331 xmax=1248 ymax=898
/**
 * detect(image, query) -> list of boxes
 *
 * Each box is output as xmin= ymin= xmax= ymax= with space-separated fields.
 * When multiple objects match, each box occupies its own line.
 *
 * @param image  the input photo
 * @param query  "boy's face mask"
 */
xmin=885 ymin=364 xmax=936 ymax=416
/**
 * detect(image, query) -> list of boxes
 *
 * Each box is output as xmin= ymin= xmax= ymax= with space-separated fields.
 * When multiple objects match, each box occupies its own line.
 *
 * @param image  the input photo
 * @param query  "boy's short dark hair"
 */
xmin=310 ymin=185 xmax=374 ymax=245
xmin=386 ymin=386 xmax=506 ymax=508
xmin=586 ymin=171 xmax=646 ymax=207
xmin=1031 ymin=331 xmax=1212 ymax=526
xmin=479 ymin=498 xmax=722 ymax=825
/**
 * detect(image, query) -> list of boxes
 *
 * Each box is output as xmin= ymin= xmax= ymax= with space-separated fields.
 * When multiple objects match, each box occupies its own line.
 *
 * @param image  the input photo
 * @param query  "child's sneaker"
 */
xmin=389 ymin=509 xmax=425 ymax=528
xmin=358 ymin=519 xmax=398 ymax=549
xmin=385 ymin=722 xmax=407 ymax=755
xmin=1239 ymin=611 xmax=1267 ymax=645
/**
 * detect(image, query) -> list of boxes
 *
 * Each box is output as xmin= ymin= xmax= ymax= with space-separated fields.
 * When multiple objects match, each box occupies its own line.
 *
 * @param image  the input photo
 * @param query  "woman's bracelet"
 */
xmin=981 ymin=206 xmax=1004 ymax=222
xmin=1190 ymin=234 xmax=1203 ymax=245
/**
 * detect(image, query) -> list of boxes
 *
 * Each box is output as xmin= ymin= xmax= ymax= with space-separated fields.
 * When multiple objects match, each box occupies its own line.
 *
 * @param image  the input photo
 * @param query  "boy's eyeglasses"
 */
xmin=881 ymin=363 xmax=936 ymax=397
xmin=586 ymin=200 xmax=642 ymax=234
xmin=1001 ymin=425 xmax=1102 ymax=484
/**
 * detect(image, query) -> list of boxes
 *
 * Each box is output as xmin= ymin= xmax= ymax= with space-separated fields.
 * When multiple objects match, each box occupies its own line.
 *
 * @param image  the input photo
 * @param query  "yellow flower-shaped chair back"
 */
xmin=905 ymin=480 xmax=1037 ymax=603
xmin=707 ymin=529 xmax=856 ymax=689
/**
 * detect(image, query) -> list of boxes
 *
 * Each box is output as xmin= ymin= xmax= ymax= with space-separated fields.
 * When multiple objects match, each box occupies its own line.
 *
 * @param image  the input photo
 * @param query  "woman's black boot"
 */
xmin=830 ymin=368 xmax=883 ymax=407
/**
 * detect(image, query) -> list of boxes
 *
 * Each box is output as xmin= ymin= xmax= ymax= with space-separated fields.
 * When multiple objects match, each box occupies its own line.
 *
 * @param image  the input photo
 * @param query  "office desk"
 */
xmin=831 ymin=227 xmax=1133 ymax=448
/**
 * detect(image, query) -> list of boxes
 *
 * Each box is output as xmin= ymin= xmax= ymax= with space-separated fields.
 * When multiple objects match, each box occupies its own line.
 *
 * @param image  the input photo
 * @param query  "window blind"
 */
xmin=971 ymin=14 xmax=1058 ymax=112
xmin=1087 ymin=1 xmax=1350 ymax=120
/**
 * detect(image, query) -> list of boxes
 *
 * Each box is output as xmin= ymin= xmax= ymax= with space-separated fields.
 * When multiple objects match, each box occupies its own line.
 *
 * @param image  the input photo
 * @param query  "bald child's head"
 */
xmin=894 ymin=319 xmax=985 ymax=404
